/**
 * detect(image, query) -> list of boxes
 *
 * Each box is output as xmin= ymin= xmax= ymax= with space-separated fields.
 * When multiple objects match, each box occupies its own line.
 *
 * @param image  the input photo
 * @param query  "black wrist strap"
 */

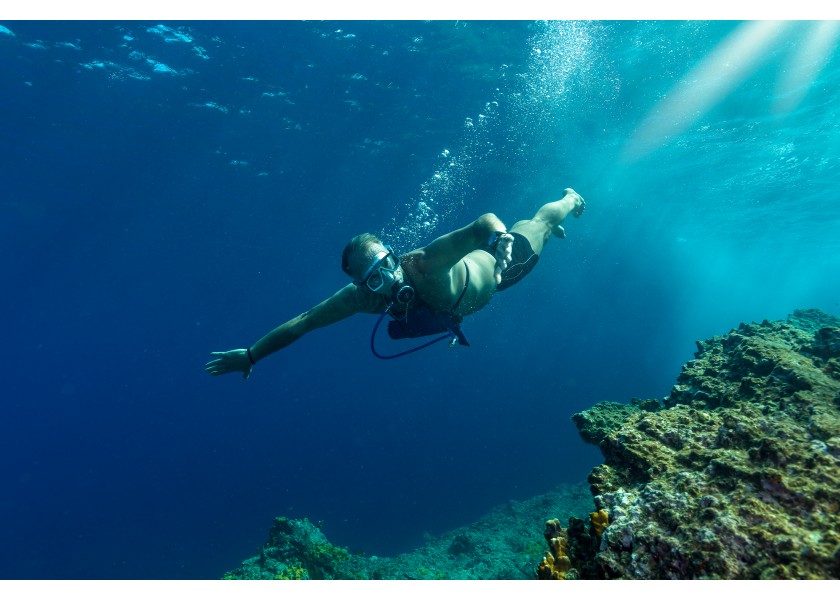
xmin=487 ymin=230 xmax=507 ymax=251
xmin=246 ymin=348 xmax=256 ymax=365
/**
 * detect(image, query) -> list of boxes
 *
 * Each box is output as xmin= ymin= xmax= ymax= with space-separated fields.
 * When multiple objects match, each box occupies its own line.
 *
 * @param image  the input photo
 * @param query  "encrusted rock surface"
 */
xmin=223 ymin=308 xmax=839 ymax=580
xmin=222 ymin=483 xmax=592 ymax=579
xmin=552 ymin=308 xmax=840 ymax=579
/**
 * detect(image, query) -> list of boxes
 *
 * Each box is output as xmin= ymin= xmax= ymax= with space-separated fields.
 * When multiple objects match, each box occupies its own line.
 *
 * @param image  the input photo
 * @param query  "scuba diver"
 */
xmin=205 ymin=188 xmax=586 ymax=378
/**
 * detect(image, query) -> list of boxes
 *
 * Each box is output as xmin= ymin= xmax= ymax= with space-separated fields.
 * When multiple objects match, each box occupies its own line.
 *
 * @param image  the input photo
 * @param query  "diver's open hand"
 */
xmin=493 ymin=233 xmax=514 ymax=285
xmin=205 ymin=349 xmax=253 ymax=380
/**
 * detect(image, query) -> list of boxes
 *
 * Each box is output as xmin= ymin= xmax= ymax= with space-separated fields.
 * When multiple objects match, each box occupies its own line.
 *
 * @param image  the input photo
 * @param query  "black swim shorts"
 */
xmin=479 ymin=231 xmax=539 ymax=292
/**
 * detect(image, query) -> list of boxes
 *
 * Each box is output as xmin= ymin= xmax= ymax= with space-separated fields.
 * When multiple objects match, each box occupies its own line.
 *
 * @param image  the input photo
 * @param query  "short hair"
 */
xmin=342 ymin=232 xmax=382 ymax=275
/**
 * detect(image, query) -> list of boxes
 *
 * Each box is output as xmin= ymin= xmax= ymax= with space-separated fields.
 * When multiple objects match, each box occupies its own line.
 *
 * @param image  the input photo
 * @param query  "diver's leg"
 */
xmin=508 ymin=188 xmax=585 ymax=256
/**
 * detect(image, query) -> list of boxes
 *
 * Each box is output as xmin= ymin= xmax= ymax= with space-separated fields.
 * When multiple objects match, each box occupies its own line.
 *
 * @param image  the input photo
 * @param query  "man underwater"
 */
xmin=205 ymin=188 xmax=585 ymax=378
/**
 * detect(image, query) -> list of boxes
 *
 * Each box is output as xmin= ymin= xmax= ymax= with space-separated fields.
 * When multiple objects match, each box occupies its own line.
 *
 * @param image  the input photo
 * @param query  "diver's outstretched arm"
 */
xmin=205 ymin=283 xmax=380 ymax=379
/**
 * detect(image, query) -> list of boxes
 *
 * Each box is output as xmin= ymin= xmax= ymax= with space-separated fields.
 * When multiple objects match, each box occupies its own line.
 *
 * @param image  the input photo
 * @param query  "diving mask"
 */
xmin=360 ymin=246 xmax=399 ymax=292
xmin=360 ymin=246 xmax=414 ymax=304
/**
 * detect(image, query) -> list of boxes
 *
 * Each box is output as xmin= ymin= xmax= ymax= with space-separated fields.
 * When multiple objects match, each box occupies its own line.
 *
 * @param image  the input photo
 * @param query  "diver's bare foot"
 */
xmin=536 ymin=188 xmax=585 ymax=239
xmin=550 ymin=188 xmax=584 ymax=238
xmin=565 ymin=188 xmax=586 ymax=217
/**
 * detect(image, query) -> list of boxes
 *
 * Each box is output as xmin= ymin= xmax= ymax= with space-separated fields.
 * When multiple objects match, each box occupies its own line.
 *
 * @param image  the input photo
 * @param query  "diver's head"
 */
xmin=342 ymin=233 xmax=413 ymax=304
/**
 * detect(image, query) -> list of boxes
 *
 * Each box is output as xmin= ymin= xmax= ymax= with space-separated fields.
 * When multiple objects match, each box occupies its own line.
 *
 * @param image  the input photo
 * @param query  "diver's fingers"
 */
xmin=495 ymin=237 xmax=513 ymax=265
xmin=503 ymin=239 xmax=513 ymax=260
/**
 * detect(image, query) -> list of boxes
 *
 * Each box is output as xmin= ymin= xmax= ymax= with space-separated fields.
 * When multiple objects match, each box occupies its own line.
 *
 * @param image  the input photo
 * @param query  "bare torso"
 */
xmin=399 ymin=248 xmax=498 ymax=316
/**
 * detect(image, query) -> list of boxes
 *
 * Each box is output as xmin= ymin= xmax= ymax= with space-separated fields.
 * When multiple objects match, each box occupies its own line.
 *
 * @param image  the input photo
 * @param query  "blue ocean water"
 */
xmin=1 ymin=20 xmax=838 ymax=579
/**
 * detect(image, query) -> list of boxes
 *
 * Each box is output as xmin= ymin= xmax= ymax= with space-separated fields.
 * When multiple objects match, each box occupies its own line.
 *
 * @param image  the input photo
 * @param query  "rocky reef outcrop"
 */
xmin=540 ymin=308 xmax=840 ymax=579
xmin=223 ymin=308 xmax=839 ymax=580
xmin=222 ymin=483 xmax=592 ymax=579
xmin=222 ymin=516 xmax=353 ymax=580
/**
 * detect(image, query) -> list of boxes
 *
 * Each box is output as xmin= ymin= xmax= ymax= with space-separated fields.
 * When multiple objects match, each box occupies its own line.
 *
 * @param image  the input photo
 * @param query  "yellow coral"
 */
xmin=537 ymin=520 xmax=573 ymax=580
xmin=274 ymin=564 xmax=308 ymax=580
xmin=590 ymin=509 xmax=609 ymax=538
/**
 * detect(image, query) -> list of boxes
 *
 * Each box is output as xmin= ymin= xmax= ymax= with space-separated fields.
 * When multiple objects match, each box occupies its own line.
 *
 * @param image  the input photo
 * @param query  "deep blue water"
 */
xmin=1 ymin=20 xmax=838 ymax=579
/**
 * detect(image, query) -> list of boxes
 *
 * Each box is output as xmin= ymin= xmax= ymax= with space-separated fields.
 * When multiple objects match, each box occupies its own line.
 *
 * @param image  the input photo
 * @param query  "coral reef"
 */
xmin=222 ymin=483 xmax=592 ymax=580
xmin=541 ymin=308 xmax=840 ymax=579
xmin=222 ymin=516 xmax=351 ymax=580
xmin=224 ymin=308 xmax=838 ymax=580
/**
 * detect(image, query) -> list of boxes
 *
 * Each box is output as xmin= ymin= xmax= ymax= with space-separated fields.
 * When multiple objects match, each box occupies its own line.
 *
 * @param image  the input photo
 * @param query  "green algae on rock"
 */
xmin=544 ymin=308 xmax=840 ymax=579
xmin=222 ymin=516 xmax=351 ymax=580
xmin=222 ymin=483 xmax=593 ymax=580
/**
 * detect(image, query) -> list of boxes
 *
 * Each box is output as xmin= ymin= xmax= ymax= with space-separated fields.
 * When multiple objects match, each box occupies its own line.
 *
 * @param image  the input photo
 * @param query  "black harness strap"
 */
xmin=370 ymin=260 xmax=471 ymax=360
xmin=451 ymin=260 xmax=470 ymax=313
